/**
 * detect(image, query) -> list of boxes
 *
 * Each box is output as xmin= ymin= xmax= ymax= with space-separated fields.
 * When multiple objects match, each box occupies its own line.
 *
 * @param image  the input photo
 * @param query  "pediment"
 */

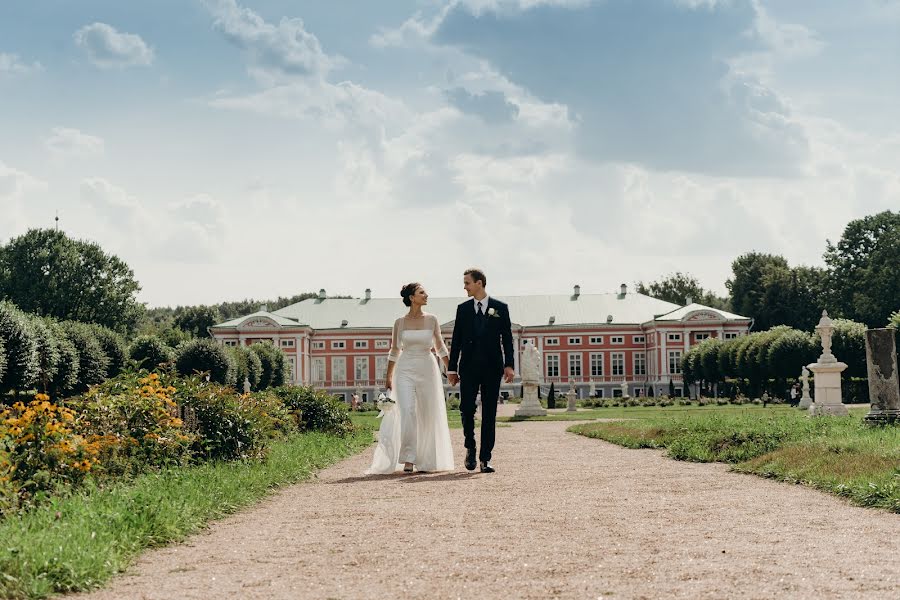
xmin=684 ymin=311 xmax=725 ymax=322
xmin=241 ymin=317 xmax=281 ymax=329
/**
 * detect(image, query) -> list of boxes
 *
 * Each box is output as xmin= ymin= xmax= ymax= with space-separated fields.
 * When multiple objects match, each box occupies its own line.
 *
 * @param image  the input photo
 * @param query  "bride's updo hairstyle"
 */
xmin=401 ymin=282 xmax=422 ymax=307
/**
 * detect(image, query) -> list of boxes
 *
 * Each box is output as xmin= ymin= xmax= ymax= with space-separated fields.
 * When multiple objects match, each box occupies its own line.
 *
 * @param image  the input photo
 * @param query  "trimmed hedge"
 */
xmin=61 ymin=321 xmax=109 ymax=394
xmin=0 ymin=302 xmax=39 ymax=395
xmin=273 ymin=385 xmax=353 ymax=436
xmin=228 ymin=345 xmax=263 ymax=391
xmin=175 ymin=338 xmax=236 ymax=387
xmin=24 ymin=314 xmax=61 ymax=393
xmin=129 ymin=335 xmax=174 ymax=369
xmin=45 ymin=320 xmax=80 ymax=399
xmin=88 ymin=324 xmax=128 ymax=378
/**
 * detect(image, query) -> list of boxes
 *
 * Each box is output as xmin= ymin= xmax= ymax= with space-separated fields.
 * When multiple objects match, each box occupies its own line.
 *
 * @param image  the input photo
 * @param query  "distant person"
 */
xmin=351 ymin=393 xmax=360 ymax=411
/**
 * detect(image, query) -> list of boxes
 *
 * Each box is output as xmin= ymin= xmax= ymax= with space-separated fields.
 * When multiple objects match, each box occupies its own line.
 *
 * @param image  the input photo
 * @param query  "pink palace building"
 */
xmin=209 ymin=285 xmax=752 ymax=402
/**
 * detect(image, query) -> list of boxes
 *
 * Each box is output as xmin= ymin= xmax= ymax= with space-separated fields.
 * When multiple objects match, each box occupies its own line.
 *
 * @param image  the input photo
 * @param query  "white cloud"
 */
xmin=73 ymin=23 xmax=154 ymax=68
xmin=0 ymin=161 xmax=50 ymax=240
xmin=0 ymin=52 xmax=42 ymax=75
xmin=45 ymin=127 xmax=105 ymax=159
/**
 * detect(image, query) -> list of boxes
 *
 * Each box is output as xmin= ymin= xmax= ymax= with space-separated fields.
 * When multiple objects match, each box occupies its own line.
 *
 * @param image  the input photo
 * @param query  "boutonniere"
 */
xmin=487 ymin=307 xmax=500 ymax=318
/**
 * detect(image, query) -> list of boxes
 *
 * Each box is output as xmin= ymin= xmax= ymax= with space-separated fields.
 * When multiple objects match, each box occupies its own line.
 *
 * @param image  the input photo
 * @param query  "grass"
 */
xmin=502 ymin=403 xmax=792 ymax=422
xmin=0 ymin=427 xmax=374 ymax=600
xmin=569 ymin=407 xmax=900 ymax=513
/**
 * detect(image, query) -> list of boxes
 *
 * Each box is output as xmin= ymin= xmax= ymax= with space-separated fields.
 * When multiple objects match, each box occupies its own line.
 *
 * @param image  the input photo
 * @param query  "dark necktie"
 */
xmin=477 ymin=301 xmax=484 ymax=317
xmin=475 ymin=301 xmax=485 ymax=333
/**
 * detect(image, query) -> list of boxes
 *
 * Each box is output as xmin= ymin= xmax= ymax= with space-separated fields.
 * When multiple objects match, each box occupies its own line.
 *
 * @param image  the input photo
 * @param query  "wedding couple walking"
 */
xmin=366 ymin=268 xmax=515 ymax=475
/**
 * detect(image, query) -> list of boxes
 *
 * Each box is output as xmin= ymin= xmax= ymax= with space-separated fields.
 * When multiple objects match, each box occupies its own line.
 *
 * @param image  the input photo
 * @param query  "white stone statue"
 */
xmin=815 ymin=310 xmax=836 ymax=364
xmin=243 ymin=377 xmax=251 ymax=394
xmin=521 ymin=341 xmax=541 ymax=384
xmin=620 ymin=380 xmax=630 ymax=399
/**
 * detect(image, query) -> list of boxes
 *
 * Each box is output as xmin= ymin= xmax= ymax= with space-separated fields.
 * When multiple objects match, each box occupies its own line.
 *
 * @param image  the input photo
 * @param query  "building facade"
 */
xmin=209 ymin=285 xmax=751 ymax=401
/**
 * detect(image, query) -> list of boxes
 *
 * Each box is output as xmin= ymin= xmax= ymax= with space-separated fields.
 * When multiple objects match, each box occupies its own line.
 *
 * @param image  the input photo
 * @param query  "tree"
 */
xmin=766 ymin=329 xmax=816 ymax=391
xmin=635 ymin=272 xmax=727 ymax=308
xmin=129 ymin=335 xmax=174 ymax=370
xmin=228 ymin=345 xmax=263 ymax=391
xmin=25 ymin=314 xmax=61 ymax=393
xmin=173 ymin=305 xmax=221 ymax=338
xmin=726 ymin=253 xmax=790 ymax=330
xmin=0 ymin=338 xmax=6 ymax=388
xmin=86 ymin=324 xmax=128 ymax=378
xmin=250 ymin=342 xmax=287 ymax=390
xmin=824 ymin=210 xmax=900 ymax=327
xmin=0 ymin=302 xmax=40 ymax=395
xmin=813 ymin=318 xmax=867 ymax=378
xmin=175 ymin=339 xmax=236 ymax=386
xmin=44 ymin=320 xmax=80 ymax=398
xmin=0 ymin=228 xmax=144 ymax=334
xmin=61 ymin=321 xmax=109 ymax=393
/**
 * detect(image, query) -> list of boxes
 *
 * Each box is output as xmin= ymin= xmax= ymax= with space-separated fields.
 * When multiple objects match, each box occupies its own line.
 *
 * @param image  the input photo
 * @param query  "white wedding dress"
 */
xmin=366 ymin=314 xmax=454 ymax=474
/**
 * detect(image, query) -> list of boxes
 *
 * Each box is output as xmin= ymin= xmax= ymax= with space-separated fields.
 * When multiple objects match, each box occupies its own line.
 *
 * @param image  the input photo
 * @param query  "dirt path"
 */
xmin=76 ymin=417 xmax=899 ymax=599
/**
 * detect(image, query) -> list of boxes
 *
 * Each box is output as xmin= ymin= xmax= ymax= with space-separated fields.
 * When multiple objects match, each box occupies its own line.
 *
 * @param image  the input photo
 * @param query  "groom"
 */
xmin=447 ymin=268 xmax=515 ymax=473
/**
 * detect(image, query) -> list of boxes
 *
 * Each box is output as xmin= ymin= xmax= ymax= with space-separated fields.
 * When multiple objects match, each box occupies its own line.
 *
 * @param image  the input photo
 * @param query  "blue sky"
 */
xmin=1 ymin=0 xmax=898 ymax=308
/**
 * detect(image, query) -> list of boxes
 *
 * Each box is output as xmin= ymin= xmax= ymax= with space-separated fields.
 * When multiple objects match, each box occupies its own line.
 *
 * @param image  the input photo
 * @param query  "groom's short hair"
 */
xmin=464 ymin=268 xmax=487 ymax=288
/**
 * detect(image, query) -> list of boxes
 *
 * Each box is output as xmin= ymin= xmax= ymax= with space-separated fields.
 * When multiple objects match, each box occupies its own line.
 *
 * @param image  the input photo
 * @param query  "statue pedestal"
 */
xmin=807 ymin=361 xmax=849 ymax=416
xmin=566 ymin=389 xmax=578 ymax=412
xmin=515 ymin=383 xmax=547 ymax=417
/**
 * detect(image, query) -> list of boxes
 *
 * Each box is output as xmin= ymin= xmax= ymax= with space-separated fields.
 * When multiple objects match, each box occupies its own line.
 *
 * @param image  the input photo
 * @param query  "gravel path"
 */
xmin=76 ymin=415 xmax=899 ymax=600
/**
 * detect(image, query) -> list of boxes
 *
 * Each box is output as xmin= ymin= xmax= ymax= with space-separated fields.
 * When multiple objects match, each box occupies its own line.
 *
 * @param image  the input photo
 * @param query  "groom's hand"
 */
xmin=503 ymin=367 xmax=515 ymax=383
xmin=448 ymin=373 xmax=459 ymax=386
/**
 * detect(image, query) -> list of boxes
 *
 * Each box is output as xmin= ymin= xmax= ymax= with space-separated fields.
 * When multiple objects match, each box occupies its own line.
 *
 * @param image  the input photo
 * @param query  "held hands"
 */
xmin=503 ymin=367 xmax=515 ymax=384
xmin=448 ymin=373 xmax=460 ymax=386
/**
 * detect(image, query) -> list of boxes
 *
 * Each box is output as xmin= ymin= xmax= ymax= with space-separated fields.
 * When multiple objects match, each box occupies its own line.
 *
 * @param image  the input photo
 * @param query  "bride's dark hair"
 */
xmin=400 ymin=282 xmax=421 ymax=307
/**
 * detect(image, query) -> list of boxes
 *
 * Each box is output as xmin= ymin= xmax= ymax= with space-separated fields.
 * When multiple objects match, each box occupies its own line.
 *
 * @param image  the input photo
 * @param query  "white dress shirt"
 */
xmin=448 ymin=295 xmax=491 ymax=376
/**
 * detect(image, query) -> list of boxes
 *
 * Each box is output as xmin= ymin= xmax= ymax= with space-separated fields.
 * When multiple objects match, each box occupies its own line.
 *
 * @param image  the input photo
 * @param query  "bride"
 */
xmin=366 ymin=282 xmax=454 ymax=474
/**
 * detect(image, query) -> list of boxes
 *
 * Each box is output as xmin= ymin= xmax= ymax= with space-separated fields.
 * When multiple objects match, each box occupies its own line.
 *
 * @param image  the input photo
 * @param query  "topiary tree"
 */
xmin=699 ymin=338 xmax=724 ymax=391
xmin=0 ymin=337 xmax=6 ymax=387
xmin=129 ymin=335 xmax=174 ymax=370
xmin=0 ymin=301 xmax=40 ymax=395
xmin=45 ymin=320 xmax=80 ymax=399
xmin=250 ymin=342 xmax=285 ymax=390
xmin=25 ymin=314 xmax=61 ymax=393
xmin=175 ymin=338 xmax=236 ymax=386
xmin=228 ymin=345 xmax=263 ymax=391
xmin=766 ymin=329 xmax=816 ymax=398
xmin=61 ymin=321 xmax=110 ymax=393
xmin=86 ymin=324 xmax=128 ymax=378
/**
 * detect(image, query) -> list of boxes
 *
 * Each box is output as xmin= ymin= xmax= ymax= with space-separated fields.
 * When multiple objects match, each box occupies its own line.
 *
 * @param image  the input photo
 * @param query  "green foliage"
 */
xmin=888 ymin=310 xmax=900 ymax=329
xmin=128 ymin=335 xmax=174 ymax=370
xmin=228 ymin=345 xmax=263 ymax=391
xmin=60 ymin=321 xmax=109 ymax=394
xmin=173 ymin=305 xmax=221 ymax=338
xmin=175 ymin=339 xmax=236 ymax=387
xmin=0 ymin=228 xmax=144 ymax=334
xmin=816 ymin=318 xmax=868 ymax=378
xmin=766 ymin=329 xmax=816 ymax=380
xmin=825 ymin=210 xmax=900 ymax=327
xmin=43 ymin=321 xmax=80 ymax=399
xmin=249 ymin=342 xmax=287 ymax=389
xmin=634 ymin=272 xmax=728 ymax=308
xmin=272 ymin=385 xmax=353 ymax=436
xmin=0 ymin=301 xmax=40 ymax=395
xmin=159 ymin=326 xmax=192 ymax=348
xmin=85 ymin=324 xmax=128 ymax=379
xmin=0 ymin=338 xmax=5 ymax=386
xmin=698 ymin=337 xmax=723 ymax=383
xmin=23 ymin=315 xmax=60 ymax=394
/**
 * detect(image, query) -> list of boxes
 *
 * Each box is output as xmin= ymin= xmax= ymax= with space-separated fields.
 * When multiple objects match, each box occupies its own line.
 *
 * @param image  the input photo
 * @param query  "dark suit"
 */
xmin=448 ymin=297 xmax=514 ymax=462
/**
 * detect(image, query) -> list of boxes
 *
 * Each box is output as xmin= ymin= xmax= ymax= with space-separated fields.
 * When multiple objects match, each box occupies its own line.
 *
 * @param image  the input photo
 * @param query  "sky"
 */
xmin=1 ymin=0 xmax=898 ymax=308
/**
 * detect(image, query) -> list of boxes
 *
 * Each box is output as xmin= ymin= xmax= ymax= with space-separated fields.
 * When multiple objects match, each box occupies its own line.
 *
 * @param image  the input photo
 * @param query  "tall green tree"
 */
xmin=173 ymin=305 xmax=221 ymax=338
xmin=634 ymin=272 xmax=728 ymax=308
xmin=824 ymin=210 xmax=900 ymax=327
xmin=726 ymin=253 xmax=790 ymax=330
xmin=0 ymin=229 xmax=144 ymax=334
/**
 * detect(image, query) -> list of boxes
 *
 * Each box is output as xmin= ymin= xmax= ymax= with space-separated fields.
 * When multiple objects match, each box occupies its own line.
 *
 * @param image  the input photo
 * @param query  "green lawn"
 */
xmin=0 ymin=428 xmax=374 ymax=600
xmin=569 ymin=407 xmax=900 ymax=513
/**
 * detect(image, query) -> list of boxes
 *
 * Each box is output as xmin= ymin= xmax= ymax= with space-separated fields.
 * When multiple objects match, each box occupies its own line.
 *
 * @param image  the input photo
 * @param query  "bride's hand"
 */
xmin=384 ymin=380 xmax=392 ymax=390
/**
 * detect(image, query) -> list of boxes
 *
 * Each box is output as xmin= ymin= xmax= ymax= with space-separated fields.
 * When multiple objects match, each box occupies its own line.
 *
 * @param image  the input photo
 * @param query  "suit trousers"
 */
xmin=459 ymin=364 xmax=501 ymax=462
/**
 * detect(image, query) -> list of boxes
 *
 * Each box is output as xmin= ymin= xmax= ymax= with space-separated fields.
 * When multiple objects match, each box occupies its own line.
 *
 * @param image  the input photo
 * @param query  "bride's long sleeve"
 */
xmin=432 ymin=315 xmax=449 ymax=358
xmin=388 ymin=318 xmax=402 ymax=362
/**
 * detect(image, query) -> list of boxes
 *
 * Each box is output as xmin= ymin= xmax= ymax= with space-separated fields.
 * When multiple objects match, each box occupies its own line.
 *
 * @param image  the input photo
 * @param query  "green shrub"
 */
xmin=24 ymin=315 xmax=61 ymax=394
xmin=228 ymin=345 xmax=262 ymax=391
xmin=129 ymin=335 xmax=174 ymax=369
xmin=175 ymin=339 xmax=235 ymax=387
xmin=44 ymin=320 xmax=80 ymax=399
xmin=446 ymin=396 xmax=461 ymax=411
xmin=0 ymin=338 xmax=5 ymax=386
xmin=272 ymin=386 xmax=353 ymax=436
xmin=61 ymin=321 xmax=109 ymax=393
xmin=0 ymin=302 xmax=40 ymax=395
xmin=178 ymin=380 xmax=272 ymax=460
xmin=356 ymin=401 xmax=376 ymax=412
xmin=250 ymin=342 xmax=287 ymax=389
xmin=87 ymin=325 xmax=128 ymax=378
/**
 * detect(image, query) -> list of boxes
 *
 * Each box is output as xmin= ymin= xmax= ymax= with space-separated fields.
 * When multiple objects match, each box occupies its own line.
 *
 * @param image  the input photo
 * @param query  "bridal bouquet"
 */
xmin=376 ymin=391 xmax=396 ymax=418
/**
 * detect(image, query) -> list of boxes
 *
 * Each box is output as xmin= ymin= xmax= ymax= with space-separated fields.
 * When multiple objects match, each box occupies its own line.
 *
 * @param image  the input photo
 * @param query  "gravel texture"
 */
xmin=76 ymin=411 xmax=899 ymax=599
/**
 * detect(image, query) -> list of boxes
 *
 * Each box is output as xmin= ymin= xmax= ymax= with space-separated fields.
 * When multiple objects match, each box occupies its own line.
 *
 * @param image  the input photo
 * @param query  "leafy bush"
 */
xmin=87 ymin=324 xmax=128 ymax=378
xmin=272 ymin=386 xmax=353 ymax=436
xmin=0 ymin=338 xmax=5 ymax=387
xmin=175 ymin=339 xmax=235 ymax=387
xmin=177 ymin=380 xmax=272 ymax=460
xmin=44 ymin=320 xmax=80 ymax=399
xmin=23 ymin=315 xmax=61 ymax=394
xmin=0 ymin=302 xmax=40 ymax=395
xmin=250 ymin=342 xmax=287 ymax=389
xmin=129 ymin=335 xmax=174 ymax=370
xmin=446 ymin=396 xmax=461 ymax=411
xmin=61 ymin=321 xmax=109 ymax=393
xmin=70 ymin=371 xmax=194 ymax=475
xmin=228 ymin=345 xmax=262 ymax=391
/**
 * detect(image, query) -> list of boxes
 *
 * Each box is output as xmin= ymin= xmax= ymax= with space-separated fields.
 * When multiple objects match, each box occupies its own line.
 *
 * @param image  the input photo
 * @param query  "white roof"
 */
xmin=653 ymin=303 xmax=750 ymax=322
xmin=214 ymin=310 xmax=303 ymax=329
xmin=215 ymin=292 xmax=696 ymax=330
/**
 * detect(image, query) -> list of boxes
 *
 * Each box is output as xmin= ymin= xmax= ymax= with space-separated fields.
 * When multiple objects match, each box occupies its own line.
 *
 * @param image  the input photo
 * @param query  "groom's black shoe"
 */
xmin=479 ymin=461 xmax=495 ymax=473
xmin=465 ymin=448 xmax=477 ymax=471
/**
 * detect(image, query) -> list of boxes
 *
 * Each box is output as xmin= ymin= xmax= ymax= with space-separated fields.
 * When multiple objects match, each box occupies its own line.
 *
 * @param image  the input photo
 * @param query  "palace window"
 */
xmin=590 ymin=353 xmax=604 ymax=377
xmin=312 ymin=341 xmax=325 ymax=350
xmin=667 ymin=333 xmax=682 ymax=342
xmin=569 ymin=354 xmax=582 ymax=377
xmin=568 ymin=337 xmax=582 ymax=345
xmin=375 ymin=339 xmax=390 ymax=349
xmin=354 ymin=340 xmax=368 ymax=349
xmin=545 ymin=338 xmax=559 ymax=346
xmin=312 ymin=358 xmax=325 ymax=383
xmin=280 ymin=339 xmax=295 ymax=348
xmin=633 ymin=335 xmax=645 ymax=344
xmin=694 ymin=333 xmax=710 ymax=341
xmin=546 ymin=354 xmax=560 ymax=377
xmin=332 ymin=341 xmax=346 ymax=350
xmin=723 ymin=332 xmax=738 ymax=340
xmin=668 ymin=351 xmax=682 ymax=374
xmin=354 ymin=357 xmax=369 ymax=381
xmin=331 ymin=357 xmax=346 ymax=381
xmin=611 ymin=336 xmax=624 ymax=345
xmin=589 ymin=336 xmax=604 ymax=345
xmin=224 ymin=340 xmax=238 ymax=347
xmin=633 ymin=352 xmax=646 ymax=376
xmin=611 ymin=353 xmax=625 ymax=376
xmin=375 ymin=356 xmax=388 ymax=381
